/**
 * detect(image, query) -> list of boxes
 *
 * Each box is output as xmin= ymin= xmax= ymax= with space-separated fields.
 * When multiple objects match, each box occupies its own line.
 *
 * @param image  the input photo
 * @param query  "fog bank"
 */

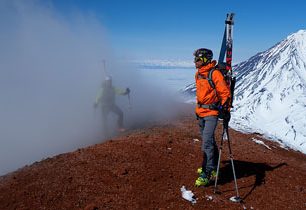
xmin=0 ymin=1 xmax=186 ymax=175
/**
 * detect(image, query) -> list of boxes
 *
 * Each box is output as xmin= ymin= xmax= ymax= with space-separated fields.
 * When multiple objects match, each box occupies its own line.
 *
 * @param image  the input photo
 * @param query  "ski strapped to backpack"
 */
xmin=214 ymin=13 xmax=242 ymax=203
xmin=198 ymin=13 xmax=236 ymax=111
xmin=219 ymin=13 xmax=236 ymax=108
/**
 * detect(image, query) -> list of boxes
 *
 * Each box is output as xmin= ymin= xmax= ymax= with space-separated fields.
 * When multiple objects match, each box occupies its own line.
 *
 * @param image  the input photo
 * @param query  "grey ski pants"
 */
xmin=198 ymin=116 xmax=219 ymax=175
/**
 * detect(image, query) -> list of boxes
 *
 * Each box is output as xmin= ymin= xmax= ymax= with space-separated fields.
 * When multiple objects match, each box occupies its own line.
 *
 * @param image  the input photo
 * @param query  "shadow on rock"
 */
xmin=217 ymin=160 xmax=287 ymax=199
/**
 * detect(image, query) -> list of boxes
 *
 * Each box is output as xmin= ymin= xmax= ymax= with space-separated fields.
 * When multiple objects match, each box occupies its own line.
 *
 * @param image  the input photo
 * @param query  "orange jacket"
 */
xmin=195 ymin=60 xmax=231 ymax=118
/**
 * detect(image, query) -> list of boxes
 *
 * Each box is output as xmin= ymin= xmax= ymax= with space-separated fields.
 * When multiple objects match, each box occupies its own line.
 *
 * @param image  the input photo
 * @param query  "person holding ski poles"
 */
xmin=94 ymin=76 xmax=130 ymax=135
xmin=193 ymin=48 xmax=231 ymax=187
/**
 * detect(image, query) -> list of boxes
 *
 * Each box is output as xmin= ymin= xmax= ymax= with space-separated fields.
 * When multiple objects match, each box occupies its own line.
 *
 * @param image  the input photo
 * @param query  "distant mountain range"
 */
xmin=182 ymin=30 xmax=306 ymax=154
xmin=132 ymin=59 xmax=194 ymax=69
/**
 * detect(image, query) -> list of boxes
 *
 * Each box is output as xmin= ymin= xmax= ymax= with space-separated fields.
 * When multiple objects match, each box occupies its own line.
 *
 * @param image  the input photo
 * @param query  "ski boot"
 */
xmin=196 ymin=167 xmax=217 ymax=186
xmin=195 ymin=168 xmax=209 ymax=187
xmin=195 ymin=175 xmax=209 ymax=187
xmin=198 ymin=167 xmax=218 ymax=179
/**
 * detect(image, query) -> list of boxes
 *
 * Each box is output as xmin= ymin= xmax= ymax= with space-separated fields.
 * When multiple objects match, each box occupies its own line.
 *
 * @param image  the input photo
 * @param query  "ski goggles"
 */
xmin=194 ymin=57 xmax=208 ymax=63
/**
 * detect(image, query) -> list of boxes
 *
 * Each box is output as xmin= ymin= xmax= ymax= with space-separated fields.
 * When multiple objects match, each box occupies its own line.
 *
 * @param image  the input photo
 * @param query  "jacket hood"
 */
xmin=197 ymin=60 xmax=217 ymax=74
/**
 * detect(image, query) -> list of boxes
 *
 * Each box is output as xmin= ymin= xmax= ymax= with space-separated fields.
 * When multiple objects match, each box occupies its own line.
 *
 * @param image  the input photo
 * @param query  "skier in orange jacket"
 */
xmin=193 ymin=48 xmax=231 ymax=187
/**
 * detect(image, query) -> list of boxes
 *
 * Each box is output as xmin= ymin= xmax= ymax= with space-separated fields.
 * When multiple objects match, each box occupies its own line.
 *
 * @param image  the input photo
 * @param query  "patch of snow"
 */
xmin=180 ymin=186 xmax=197 ymax=204
xmin=205 ymin=195 xmax=213 ymax=201
xmin=193 ymin=138 xmax=200 ymax=142
xmin=251 ymin=138 xmax=272 ymax=150
xmin=229 ymin=196 xmax=241 ymax=202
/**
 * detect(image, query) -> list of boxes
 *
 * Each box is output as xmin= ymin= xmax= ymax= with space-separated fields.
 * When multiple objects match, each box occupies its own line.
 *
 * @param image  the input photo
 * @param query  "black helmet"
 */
xmin=193 ymin=48 xmax=213 ymax=64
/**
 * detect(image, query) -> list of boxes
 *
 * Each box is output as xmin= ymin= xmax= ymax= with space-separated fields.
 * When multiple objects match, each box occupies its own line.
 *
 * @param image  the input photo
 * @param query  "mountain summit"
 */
xmin=1 ymin=114 xmax=306 ymax=209
xmin=232 ymin=29 xmax=306 ymax=153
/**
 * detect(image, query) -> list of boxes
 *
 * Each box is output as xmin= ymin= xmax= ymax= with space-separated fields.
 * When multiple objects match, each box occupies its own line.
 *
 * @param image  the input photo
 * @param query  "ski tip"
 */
xmin=225 ymin=13 xmax=235 ymax=25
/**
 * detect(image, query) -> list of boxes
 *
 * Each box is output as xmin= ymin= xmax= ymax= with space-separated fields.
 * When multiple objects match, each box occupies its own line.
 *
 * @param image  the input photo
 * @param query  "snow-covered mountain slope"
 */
xmin=232 ymin=30 xmax=306 ymax=153
xmin=182 ymin=30 xmax=306 ymax=154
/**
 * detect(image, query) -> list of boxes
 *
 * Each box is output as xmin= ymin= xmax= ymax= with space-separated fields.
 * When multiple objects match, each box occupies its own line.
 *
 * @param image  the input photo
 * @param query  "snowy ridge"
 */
xmin=232 ymin=30 xmax=306 ymax=154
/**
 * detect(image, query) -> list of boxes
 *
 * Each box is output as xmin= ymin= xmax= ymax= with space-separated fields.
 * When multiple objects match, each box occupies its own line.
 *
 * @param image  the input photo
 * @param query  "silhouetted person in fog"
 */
xmin=94 ymin=76 xmax=130 ymax=136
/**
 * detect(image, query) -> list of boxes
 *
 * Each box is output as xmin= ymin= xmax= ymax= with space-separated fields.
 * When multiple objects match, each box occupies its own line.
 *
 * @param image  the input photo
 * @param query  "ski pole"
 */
xmin=127 ymin=93 xmax=132 ymax=109
xmin=214 ymin=135 xmax=223 ymax=193
xmin=102 ymin=59 xmax=106 ymax=75
xmin=214 ymin=120 xmax=241 ymax=201
xmin=214 ymin=122 xmax=227 ymax=193
xmin=226 ymin=124 xmax=241 ymax=202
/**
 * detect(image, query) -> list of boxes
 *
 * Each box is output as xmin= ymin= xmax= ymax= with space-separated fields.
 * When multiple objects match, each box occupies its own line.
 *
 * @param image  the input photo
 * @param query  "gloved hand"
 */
xmin=195 ymin=113 xmax=200 ymax=120
xmin=126 ymin=88 xmax=130 ymax=94
xmin=218 ymin=105 xmax=231 ymax=122
xmin=222 ymin=111 xmax=231 ymax=122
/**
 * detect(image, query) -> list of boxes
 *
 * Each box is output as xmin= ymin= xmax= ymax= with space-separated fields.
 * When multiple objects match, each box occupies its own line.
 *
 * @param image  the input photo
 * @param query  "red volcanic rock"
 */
xmin=0 ymin=112 xmax=305 ymax=210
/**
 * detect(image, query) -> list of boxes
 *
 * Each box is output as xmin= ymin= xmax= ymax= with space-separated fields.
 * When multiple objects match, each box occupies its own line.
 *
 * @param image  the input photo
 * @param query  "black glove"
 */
xmin=218 ymin=104 xmax=230 ymax=121
xmin=223 ymin=111 xmax=231 ymax=122
xmin=195 ymin=113 xmax=199 ymax=120
xmin=126 ymin=88 xmax=130 ymax=94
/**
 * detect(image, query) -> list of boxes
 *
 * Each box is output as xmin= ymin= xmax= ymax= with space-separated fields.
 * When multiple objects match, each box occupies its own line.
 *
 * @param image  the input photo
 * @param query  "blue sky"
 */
xmin=50 ymin=0 xmax=306 ymax=62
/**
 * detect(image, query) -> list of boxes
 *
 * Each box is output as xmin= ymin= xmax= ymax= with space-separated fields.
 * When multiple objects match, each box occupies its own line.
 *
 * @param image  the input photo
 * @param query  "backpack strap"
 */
xmin=197 ymin=67 xmax=216 ymax=89
xmin=197 ymin=67 xmax=222 ymax=110
xmin=207 ymin=68 xmax=216 ymax=89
